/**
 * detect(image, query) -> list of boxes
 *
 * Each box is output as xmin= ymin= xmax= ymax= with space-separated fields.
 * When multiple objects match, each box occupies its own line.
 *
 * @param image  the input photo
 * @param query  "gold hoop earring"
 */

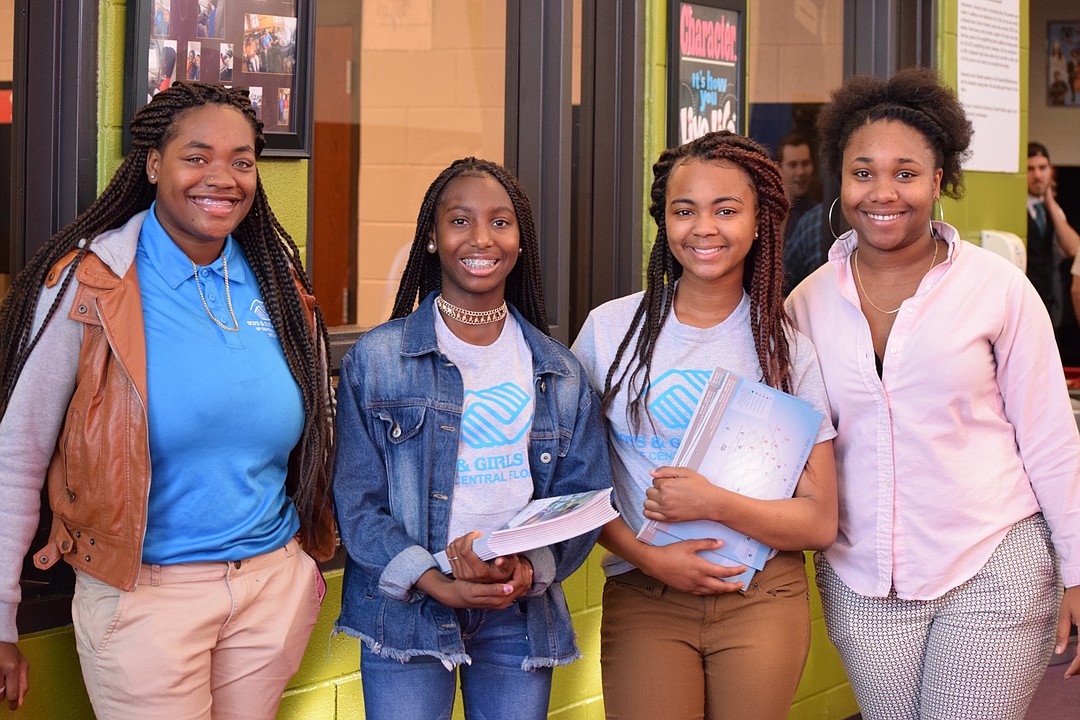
xmin=827 ymin=197 xmax=842 ymax=240
xmin=930 ymin=199 xmax=944 ymax=239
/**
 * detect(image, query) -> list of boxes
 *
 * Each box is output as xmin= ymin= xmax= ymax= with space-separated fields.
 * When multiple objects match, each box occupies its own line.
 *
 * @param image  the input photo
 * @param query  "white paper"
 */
xmin=956 ymin=0 xmax=1020 ymax=173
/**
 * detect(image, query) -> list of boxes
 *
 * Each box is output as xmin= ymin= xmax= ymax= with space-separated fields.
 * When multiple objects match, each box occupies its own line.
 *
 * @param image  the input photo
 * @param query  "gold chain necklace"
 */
xmin=191 ymin=253 xmax=240 ymax=332
xmin=852 ymin=239 xmax=939 ymax=315
xmin=435 ymin=294 xmax=507 ymax=325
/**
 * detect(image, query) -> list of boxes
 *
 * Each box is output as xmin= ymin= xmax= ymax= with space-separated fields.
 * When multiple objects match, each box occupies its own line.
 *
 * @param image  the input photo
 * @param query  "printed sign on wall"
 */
xmin=668 ymin=0 xmax=746 ymax=146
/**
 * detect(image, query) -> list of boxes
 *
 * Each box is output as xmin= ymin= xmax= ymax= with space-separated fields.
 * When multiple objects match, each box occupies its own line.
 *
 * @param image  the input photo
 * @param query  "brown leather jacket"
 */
xmin=33 ymin=234 xmax=334 ymax=591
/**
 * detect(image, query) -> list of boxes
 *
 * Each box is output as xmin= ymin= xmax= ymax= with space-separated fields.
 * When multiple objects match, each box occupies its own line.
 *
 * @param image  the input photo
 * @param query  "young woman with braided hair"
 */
xmin=788 ymin=68 xmax=1080 ymax=718
xmin=571 ymin=130 xmax=838 ymax=719
xmin=332 ymin=157 xmax=611 ymax=719
xmin=0 ymin=81 xmax=334 ymax=717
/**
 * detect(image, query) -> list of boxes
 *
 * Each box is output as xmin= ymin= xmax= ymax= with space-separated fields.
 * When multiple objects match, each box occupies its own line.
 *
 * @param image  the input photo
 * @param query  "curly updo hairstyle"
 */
xmin=816 ymin=67 xmax=973 ymax=201
xmin=601 ymin=130 xmax=792 ymax=430
xmin=0 ymin=81 xmax=336 ymax=558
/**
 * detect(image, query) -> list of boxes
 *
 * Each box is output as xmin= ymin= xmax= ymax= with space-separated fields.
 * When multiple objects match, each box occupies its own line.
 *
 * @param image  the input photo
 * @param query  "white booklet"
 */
xmin=636 ymin=366 xmax=823 ymax=586
xmin=434 ymin=488 xmax=618 ymax=574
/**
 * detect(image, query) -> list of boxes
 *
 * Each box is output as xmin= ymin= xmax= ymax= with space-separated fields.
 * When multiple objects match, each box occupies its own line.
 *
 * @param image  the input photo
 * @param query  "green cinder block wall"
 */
xmin=14 ymin=1 xmax=1029 ymax=718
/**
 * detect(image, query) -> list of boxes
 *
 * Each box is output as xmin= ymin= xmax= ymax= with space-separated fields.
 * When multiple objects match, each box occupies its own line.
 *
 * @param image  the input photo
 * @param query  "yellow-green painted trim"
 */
xmin=936 ymin=0 xmax=1029 ymax=245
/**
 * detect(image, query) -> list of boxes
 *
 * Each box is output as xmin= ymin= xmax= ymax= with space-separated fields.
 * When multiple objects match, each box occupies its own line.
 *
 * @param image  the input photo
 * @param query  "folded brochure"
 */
xmin=434 ymin=488 xmax=618 ymax=574
xmin=635 ymin=366 xmax=823 ymax=586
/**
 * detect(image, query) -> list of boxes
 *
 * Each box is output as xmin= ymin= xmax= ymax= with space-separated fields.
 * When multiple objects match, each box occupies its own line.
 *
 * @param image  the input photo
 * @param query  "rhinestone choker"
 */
xmin=435 ymin=294 xmax=508 ymax=325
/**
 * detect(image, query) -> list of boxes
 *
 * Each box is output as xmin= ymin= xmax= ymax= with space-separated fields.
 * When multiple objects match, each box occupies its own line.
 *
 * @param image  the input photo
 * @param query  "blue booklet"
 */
xmin=638 ymin=523 xmax=758 ymax=589
xmin=636 ymin=366 xmax=823 ymax=588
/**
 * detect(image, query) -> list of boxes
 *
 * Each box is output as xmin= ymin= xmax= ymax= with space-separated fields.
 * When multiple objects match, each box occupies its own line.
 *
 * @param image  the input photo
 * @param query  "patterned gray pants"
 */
xmin=816 ymin=514 xmax=1060 ymax=720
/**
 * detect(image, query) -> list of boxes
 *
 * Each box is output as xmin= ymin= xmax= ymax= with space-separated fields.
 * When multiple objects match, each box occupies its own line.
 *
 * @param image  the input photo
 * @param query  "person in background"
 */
xmin=573 ymin=131 xmax=837 ymax=720
xmin=776 ymin=133 xmax=823 ymax=293
xmin=0 ymin=82 xmax=336 ymax=717
xmin=788 ymin=68 xmax=1080 ymax=719
xmin=1027 ymin=142 xmax=1080 ymax=365
xmin=776 ymin=133 xmax=819 ymax=242
xmin=332 ymin=157 xmax=611 ymax=720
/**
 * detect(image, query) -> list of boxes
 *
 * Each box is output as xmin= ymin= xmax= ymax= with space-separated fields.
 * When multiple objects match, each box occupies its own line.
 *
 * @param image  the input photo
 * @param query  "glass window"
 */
xmin=748 ymin=0 xmax=844 ymax=294
xmin=312 ymin=0 xmax=507 ymax=329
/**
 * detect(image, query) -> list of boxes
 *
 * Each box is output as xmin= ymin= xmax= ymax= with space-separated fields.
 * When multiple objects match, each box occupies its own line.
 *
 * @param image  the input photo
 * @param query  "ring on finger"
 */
xmin=449 ymin=556 xmax=459 ymax=561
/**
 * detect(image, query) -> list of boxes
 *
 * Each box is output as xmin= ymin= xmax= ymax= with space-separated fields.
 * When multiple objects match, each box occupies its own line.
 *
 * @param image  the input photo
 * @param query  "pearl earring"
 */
xmin=149 ymin=174 xmax=156 ymax=181
xmin=426 ymin=240 xmax=437 ymax=254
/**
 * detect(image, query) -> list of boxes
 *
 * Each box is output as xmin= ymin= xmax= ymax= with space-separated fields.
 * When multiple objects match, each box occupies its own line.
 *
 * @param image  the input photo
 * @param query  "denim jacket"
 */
xmin=333 ymin=294 xmax=612 ymax=670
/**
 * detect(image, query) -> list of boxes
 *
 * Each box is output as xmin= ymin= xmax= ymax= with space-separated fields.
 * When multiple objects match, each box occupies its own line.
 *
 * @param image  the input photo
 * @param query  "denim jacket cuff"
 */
xmin=521 ymin=546 xmax=555 ymax=597
xmin=379 ymin=545 xmax=439 ymax=601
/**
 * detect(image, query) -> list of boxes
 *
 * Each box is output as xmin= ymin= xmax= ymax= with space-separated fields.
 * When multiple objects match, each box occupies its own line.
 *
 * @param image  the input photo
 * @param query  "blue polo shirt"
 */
xmin=136 ymin=204 xmax=302 ymax=564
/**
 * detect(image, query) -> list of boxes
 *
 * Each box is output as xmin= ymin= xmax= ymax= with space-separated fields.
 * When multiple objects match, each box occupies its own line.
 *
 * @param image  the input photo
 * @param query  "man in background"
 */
xmin=1027 ymin=142 xmax=1080 ymax=364
xmin=776 ymin=133 xmax=817 ymax=241
xmin=777 ymin=133 xmax=822 ymax=293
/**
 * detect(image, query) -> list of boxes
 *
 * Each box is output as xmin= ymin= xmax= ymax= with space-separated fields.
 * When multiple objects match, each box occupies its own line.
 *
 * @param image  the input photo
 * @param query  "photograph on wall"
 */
xmin=668 ymin=0 xmax=746 ymax=146
xmin=186 ymin=41 xmax=202 ymax=81
xmin=248 ymin=86 xmax=263 ymax=121
xmin=197 ymin=0 xmax=226 ymax=38
xmin=126 ymin=0 xmax=311 ymax=155
xmin=1048 ymin=22 xmax=1080 ymax=106
xmin=277 ymin=87 xmax=291 ymax=127
xmin=152 ymin=0 xmax=171 ymax=36
xmin=219 ymin=43 xmax=234 ymax=81
xmin=148 ymin=38 xmax=178 ymax=102
xmin=243 ymin=14 xmax=297 ymax=76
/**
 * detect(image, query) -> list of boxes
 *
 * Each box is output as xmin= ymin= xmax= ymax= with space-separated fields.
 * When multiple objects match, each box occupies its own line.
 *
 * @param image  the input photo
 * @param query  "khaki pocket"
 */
xmin=72 ymin=571 xmax=126 ymax=655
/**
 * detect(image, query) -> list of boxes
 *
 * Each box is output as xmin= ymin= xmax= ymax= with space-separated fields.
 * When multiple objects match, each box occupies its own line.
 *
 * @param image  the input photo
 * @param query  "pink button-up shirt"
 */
xmin=788 ymin=223 xmax=1080 ymax=600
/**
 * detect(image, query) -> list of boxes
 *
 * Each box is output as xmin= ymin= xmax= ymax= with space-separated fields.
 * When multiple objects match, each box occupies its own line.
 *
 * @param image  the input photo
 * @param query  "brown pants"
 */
xmin=600 ymin=551 xmax=811 ymax=720
xmin=72 ymin=538 xmax=324 ymax=720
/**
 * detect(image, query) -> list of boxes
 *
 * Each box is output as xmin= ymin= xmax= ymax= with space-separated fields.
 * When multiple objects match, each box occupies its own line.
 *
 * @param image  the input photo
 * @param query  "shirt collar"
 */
xmin=138 ymin=201 xmax=248 ymax=289
xmin=827 ymin=221 xmax=963 ymax=266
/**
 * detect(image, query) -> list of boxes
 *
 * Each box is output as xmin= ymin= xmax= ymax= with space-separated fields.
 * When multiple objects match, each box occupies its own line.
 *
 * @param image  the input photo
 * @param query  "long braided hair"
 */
xmin=0 ymin=81 xmax=336 ymax=558
xmin=601 ymin=131 xmax=793 ymax=430
xmin=390 ymin=157 xmax=550 ymax=334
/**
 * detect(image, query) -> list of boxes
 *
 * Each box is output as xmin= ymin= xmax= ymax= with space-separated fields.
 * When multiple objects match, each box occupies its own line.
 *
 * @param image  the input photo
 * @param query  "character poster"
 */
xmin=669 ymin=1 xmax=745 ymax=146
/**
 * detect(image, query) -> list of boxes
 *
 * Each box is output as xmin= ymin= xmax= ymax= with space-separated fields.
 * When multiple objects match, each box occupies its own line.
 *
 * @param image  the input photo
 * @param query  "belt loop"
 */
xmin=150 ymin=564 xmax=161 ymax=587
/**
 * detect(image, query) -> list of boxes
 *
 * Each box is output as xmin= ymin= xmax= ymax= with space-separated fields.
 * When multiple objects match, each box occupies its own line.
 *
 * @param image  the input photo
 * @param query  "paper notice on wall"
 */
xmin=956 ymin=0 xmax=1020 ymax=173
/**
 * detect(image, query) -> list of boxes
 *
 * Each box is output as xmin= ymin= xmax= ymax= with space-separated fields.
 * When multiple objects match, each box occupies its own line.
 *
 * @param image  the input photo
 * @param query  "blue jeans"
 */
xmin=360 ymin=602 xmax=554 ymax=720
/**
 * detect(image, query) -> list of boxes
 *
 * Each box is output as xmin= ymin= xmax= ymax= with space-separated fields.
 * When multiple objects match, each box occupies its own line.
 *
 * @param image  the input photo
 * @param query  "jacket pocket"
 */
xmin=373 ymin=407 xmax=428 ymax=519
xmin=375 ymin=406 xmax=426 ymax=445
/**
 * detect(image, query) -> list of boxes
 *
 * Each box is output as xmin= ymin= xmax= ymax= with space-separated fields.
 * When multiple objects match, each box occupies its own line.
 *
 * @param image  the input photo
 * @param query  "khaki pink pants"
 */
xmin=600 ymin=551 xmax=811 ymax=720
xmin=72 ymin=538 xmax=324 ymax=720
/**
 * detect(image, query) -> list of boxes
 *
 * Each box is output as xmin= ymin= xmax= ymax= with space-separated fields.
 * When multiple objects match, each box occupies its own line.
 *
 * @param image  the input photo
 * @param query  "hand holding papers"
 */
xmin=636 ymin=367 xmax=823 ymax=588
xmin=434 ymin=489 xmax=618 ymax=574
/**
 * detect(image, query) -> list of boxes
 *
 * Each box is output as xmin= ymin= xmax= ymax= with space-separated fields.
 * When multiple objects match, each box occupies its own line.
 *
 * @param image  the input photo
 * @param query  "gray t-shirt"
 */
xmin=571 ymin=290 xmax=836 ymax=576
xmin=435 ymin=311 xmax=536 ymax=542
